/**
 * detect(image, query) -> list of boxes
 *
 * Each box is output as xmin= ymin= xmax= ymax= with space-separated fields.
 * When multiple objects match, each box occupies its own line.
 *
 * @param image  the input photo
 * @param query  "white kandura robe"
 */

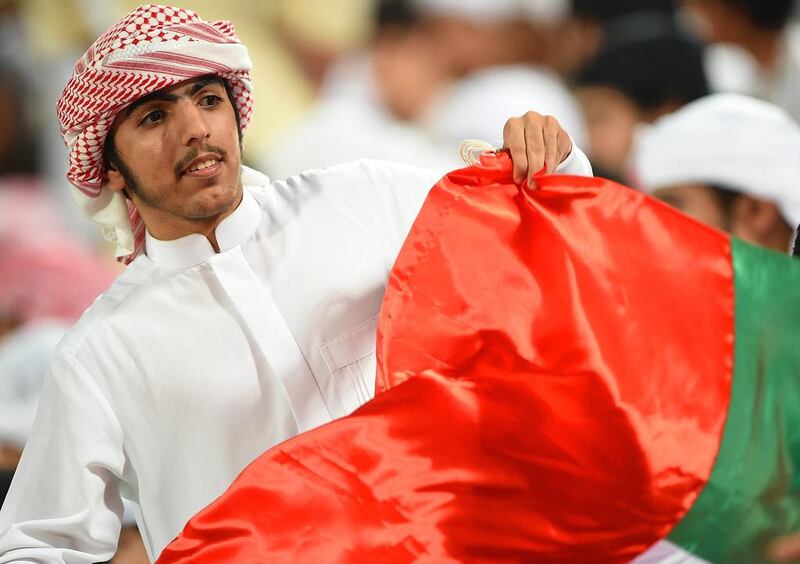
xmin=0 ymin=153 xmax=592 ymax=563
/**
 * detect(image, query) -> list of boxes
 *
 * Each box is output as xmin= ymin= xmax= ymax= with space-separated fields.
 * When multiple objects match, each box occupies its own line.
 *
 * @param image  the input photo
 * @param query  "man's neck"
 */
xmin=137 ymin=189 xmax=244 ymax=251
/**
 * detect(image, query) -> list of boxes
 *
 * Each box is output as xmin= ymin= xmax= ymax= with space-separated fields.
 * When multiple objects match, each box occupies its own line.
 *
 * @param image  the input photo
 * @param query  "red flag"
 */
xmin=158 ymin=153 xmax=759 ymax=563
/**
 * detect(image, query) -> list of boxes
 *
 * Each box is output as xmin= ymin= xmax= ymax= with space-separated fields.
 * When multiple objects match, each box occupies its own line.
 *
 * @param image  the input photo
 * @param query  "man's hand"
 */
xmin=503 ymin=112 xmax=573 ymax=187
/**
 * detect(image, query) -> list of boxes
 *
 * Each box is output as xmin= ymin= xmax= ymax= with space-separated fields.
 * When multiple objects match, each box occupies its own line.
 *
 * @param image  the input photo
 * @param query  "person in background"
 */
xmin=550 ymin=0 xmax=678 ymax=78
xmin=263 ymin=0 xmax=456 ymax=179
xmin=573 ymin=27 xmax=709 ymax=181
xmin=412 ymin=0 xmax=589 ymax=162
xmin=632 ymin=93 xmax=800 ymax=252
xmin=410 ymin=0 xmax=570 ymax=78
xmin=684 ymin=0 xmax=800 ymax=123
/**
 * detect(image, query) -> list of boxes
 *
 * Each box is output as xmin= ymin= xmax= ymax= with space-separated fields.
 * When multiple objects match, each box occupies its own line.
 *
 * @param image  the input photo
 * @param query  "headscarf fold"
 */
xmin=56 ymin=4 xmax=254 ymax=263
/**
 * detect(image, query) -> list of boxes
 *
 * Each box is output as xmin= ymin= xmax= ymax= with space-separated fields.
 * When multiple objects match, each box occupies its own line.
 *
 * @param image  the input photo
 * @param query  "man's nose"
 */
xmin=176 ymin=100 xmax=210 ymax=146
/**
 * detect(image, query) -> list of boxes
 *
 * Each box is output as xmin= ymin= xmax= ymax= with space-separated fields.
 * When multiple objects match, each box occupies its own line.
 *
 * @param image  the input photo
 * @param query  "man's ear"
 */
xmin=106 ymin=165 xmax=126 ymax=193
xmin=103 ymin=125 xmax=125 ymax=193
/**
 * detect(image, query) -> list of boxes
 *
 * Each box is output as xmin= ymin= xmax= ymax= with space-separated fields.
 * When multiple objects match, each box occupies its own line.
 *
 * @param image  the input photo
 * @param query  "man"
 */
xmin=634 ymin=92 xmax=800 ymax=562
xmin=0 ymin=5 xmax=592 ymax=562
xmin=551 ymin=0 xmax=676 ymax=77
xmin=632 ymin=93 xmax=800 ymax=252
xmin=263 ymin=0 xmax=458 ymax=179
xmin=685 ymin=0 xmax=800 ymax=123
xmin=411 ymin=0 xmax=570 ymax=78
xmin=573 ymin=24 xmax=709 ymax=182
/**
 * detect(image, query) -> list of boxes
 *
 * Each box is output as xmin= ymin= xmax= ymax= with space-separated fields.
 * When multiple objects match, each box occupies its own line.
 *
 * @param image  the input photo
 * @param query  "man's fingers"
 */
xmin=558 ymin=128 xmax=573 ymax=164
xmin=503 ymin=119 xmax=528 ymax=183
xmin=503 ymin=112 xmax=570 ymax=185
xmin=524 ymin=115 xmax=546 ymax=185
xmin=543 ymin=116 xmax=561 ymax=173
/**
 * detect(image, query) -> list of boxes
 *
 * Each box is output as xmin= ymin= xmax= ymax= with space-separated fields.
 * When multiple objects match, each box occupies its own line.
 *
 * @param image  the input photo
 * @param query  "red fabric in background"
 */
xmin=158 ymin=154 xmax=733 ymax=563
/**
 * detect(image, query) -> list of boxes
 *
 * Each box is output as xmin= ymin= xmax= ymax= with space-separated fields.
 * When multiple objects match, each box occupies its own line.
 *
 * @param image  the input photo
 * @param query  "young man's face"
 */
xmin=653 ymin=183 xmax=728 ymax=230
xmin=576 ymin=86 xmax=640 ymax=179
xmin=654 ymin=182 xmax=793 ymax=251
xmin=106 ymin=76 xmax=243 ymax=234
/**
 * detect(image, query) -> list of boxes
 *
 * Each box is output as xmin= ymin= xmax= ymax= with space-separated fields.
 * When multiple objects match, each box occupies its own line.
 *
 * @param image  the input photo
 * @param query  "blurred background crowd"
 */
xmin=2 ymin=0 xmax=800 ymax=561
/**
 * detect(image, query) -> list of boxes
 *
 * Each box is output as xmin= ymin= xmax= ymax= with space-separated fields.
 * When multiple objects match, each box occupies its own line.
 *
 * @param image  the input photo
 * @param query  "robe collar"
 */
xmin=144 ymin=188 xmax=262 ymax=270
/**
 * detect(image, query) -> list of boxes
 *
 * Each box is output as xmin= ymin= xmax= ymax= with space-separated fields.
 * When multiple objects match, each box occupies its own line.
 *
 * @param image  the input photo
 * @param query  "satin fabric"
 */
xmin=158 ymin=153 xmax=734 ymax=563
xmin=667 ymin=238 xmax=800 ymax=561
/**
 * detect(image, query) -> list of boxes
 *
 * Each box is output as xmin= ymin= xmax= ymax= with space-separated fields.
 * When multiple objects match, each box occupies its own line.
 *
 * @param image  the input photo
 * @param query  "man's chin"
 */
xmin=184 ymin=188 xmax=241 ymax=220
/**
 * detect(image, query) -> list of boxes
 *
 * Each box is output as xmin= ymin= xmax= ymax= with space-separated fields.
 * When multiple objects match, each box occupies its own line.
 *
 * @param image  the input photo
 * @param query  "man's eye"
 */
xmin=199 ymin=94 xmax=222 ymax=107
xmin=140 ymin=109 xmax=165 ymax=126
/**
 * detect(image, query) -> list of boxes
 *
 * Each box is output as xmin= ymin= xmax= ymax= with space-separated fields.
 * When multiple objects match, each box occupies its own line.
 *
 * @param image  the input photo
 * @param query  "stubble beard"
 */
xmin=117 ymin=149 xmax=243 ymax=222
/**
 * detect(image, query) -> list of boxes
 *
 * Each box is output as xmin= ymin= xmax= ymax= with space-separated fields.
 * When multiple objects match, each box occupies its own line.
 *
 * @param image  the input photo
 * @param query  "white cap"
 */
xmin=412 ymin=0 xmax=569 ymax=25
xmin=428 ymin=65 xmax=589 ymax=152
xmin=632 ymin=93 xmax=800 ymax=226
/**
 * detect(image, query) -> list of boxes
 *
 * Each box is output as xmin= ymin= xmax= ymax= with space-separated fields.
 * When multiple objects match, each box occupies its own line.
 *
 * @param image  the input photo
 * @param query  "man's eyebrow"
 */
xmin=189 ymin=75 xmax=224 ymax=96
xmin=125 ymin=76 xmax=224 ymax=116
xmin=126 ymin=91 xmax=178 ymax=116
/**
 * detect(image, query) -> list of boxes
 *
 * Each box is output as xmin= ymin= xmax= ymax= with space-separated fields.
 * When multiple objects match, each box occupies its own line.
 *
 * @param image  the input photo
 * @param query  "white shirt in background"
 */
xmin=263 ymin=55 xmax=458 ymax=180
xmin=705 ymin=24 xmax=800 ymax=126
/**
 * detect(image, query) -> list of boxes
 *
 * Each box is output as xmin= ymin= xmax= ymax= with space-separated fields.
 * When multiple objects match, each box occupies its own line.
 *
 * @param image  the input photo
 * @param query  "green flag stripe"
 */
xmin=667 ymin=238 xmax=800 ymax=561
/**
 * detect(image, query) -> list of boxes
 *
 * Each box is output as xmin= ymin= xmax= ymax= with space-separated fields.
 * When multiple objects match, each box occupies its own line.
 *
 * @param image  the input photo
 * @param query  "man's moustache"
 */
xmin=175 ymin=145 xmax=228 ymax=177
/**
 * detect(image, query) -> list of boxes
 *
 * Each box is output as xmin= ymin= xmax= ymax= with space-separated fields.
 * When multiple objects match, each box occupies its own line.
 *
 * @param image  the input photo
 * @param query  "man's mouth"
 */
xmin=188 ymin=158 xmax=219 ymax=173
xmin=181 ymin=153 xmax=224 ymax=177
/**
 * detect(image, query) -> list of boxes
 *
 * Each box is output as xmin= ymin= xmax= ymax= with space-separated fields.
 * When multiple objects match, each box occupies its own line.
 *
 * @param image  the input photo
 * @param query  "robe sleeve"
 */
xmin=556 ymin=138 xmax=594 ymax=177
xmin=0 ymin=348 xmax=125 ymax=563
xmin=357 ymin=158 xmax=443 ymax=252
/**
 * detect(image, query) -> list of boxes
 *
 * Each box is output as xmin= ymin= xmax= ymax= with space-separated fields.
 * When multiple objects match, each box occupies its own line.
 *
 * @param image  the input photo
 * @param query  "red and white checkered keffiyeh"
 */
xmin=56 ymin=4 xmax=254 ymax=264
